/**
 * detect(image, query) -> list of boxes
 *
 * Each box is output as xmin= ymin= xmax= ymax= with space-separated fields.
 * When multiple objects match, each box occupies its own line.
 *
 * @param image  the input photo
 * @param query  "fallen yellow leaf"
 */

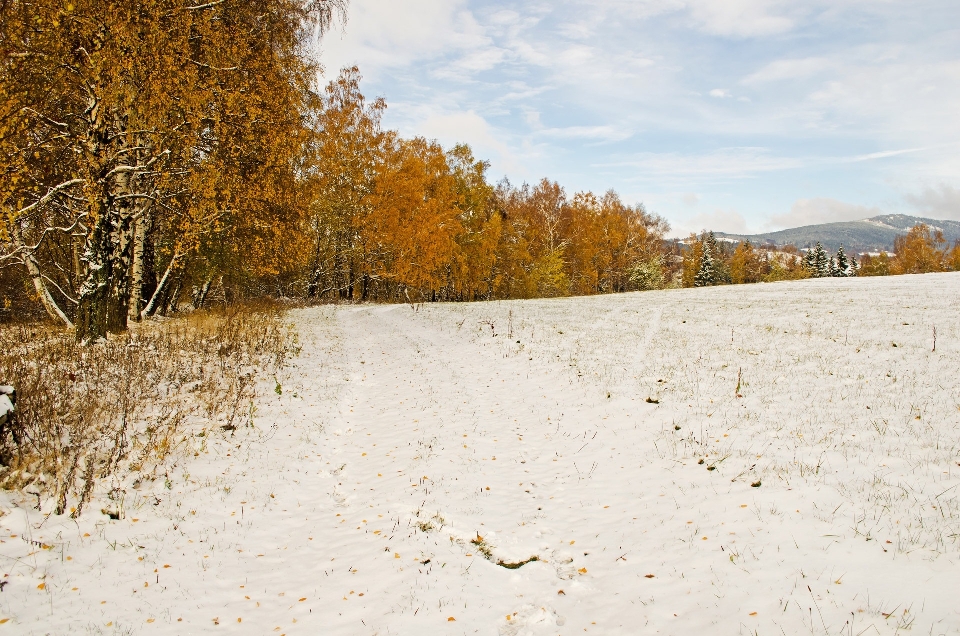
xmin=447 ymin=617 xmax=456 ymax=622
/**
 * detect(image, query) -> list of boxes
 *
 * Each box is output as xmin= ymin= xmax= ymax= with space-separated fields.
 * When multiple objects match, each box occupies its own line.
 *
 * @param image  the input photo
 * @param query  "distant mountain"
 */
xmin=714 ymin=214 xmax=960 ymax=254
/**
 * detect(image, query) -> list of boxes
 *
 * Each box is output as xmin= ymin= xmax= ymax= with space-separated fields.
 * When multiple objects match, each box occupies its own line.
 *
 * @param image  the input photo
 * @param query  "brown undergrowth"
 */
xmin=0 ymin=301 xmax=298 ymax=518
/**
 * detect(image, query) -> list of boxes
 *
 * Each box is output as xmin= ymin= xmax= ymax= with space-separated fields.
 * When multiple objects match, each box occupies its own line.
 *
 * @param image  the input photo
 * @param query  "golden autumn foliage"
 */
xmin=1 ymin=0 xmax=345 ymax=338
xmin=890 ymin=224 xmax=947 ymax=274
xmin=297 ymin=69 xmax=672 ymax=303
xmin=949 ymin=241 xmax=960 ymax=272
xmin=6 ymin=4 xmax=956 ymax=329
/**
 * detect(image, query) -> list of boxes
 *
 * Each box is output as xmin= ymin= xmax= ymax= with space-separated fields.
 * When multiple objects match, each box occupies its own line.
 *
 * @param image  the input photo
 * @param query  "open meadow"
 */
xmin=2 ymin=273 xmax=959 ymax=635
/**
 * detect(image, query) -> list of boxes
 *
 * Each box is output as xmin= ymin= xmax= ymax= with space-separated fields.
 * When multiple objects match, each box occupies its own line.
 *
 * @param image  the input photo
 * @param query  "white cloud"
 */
xmin=318 ymin=0 xmax=494 ymax=80
xmin=671 ymin=209 xmax=750 ymax=238
xmin=709 ymin=88 xmax=731 ymax=98
xmin=904 ymin=184 xmax=960 ymax=221
xmin=537 ymin=125 xmax=633 ymax=143
xmin=416 ymin=110 xmax=526 ymax=175
xmin=846 ymin=147 xmax=930 ymax=163
xmin=767 ymin=198 xmax=882 ymax=230
xmin=599 ymin=148 xmax=801 ymax=179
xmin=683 ymin=0 xmax=798 ymax=37
xmin=741 ymin=57 xmax=830 ymax=84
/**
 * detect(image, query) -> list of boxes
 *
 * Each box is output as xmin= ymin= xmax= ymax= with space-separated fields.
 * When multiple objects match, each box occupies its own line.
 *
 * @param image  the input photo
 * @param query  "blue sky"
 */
xmin=317 ymin=0 xmax=960 ymax=237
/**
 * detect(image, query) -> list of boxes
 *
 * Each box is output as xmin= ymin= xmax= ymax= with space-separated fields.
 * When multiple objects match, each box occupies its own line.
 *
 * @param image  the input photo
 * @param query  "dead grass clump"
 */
xmin=0 ymin=303 xmax=297 ymax=517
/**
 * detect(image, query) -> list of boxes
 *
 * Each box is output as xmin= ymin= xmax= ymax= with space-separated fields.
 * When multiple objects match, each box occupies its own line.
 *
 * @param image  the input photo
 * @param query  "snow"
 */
xmin=0 ymin=387 xmax=12 ymax=424
xmin=2 ymin=273 xmax=959 ymax=634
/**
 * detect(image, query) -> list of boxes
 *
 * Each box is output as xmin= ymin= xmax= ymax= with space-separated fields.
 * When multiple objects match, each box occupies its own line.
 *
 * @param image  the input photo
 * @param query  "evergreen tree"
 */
xmin=812 ymin=242 xmax=829 ymax=278
xmin=848 ymin=252 xmax=859 ymax=276
xmin=803 ymin=249 xmax=816 ymax=273
xmin=834 ymin=244 xmax=850 ymax=277
xmin=703 ymin=231 xmax=731 ymax=283
xmin=694 ymin=241 xmax=717 ymax=287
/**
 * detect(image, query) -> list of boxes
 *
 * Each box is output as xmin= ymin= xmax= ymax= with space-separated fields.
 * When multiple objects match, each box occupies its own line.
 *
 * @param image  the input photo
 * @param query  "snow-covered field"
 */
xmin=3 ymin=273 xmax=960 ymax=635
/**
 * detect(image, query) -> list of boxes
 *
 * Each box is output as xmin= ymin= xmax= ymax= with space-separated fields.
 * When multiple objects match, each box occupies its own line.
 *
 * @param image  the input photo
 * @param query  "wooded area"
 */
xmin=679 ymin=224 xmax=960 ymax=288
xmin=3 ymin=1 xmax=960 ymax=339
xmin=1 ymin=1 xmax=672 ymax=339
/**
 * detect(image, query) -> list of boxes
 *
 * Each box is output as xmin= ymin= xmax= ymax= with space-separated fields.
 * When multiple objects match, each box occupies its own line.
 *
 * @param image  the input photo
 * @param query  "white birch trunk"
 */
xmin=128 ymin=206 xmax=153 ymax=321
xmin=141 ymin=252 xmax=181 ymax=319
xmin=11 ymin=223 xmax=74 ymax=328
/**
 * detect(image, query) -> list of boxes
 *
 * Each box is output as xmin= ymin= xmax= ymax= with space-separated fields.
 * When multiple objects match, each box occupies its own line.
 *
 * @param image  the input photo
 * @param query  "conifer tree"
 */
xmin=834 ymin=244 xmax=850 ymax=277
xmin=694 ymin=241 xmax=717 ymax=287
xmin=812 ymin=242 xmax=829 ymax=278
xmin=803 ymin=249 xmax=816 ymax=273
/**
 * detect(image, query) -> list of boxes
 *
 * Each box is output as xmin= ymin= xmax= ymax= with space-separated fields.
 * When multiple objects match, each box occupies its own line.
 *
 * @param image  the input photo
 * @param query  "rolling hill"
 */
xmin=715 ymin=214 xmax=960 ymax=253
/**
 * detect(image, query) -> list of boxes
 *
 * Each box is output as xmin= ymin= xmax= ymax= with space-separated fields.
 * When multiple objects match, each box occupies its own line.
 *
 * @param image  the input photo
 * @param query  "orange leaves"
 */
xmin=362 ymin=136 xmax=463 ymax=295
xmin=303 ymin=71 xmax=671 ymax=303
xmin=891 ymin=223 xmax=949 ymax=274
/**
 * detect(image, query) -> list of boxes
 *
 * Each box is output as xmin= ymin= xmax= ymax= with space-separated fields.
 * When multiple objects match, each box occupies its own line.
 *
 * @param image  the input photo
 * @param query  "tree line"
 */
xmin=1 ymin=2 xmax=671 ymax=339
xmin=680 ymin=224 xmax=960 ymax=288
xmin=3 ymin=2 xmax=959 ymax=339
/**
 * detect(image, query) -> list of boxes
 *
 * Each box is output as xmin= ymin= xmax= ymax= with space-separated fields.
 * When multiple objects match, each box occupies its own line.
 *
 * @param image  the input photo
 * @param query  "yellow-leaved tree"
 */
xmin=891 ymin=224 xmax=946 ymax=274
xmin=1 ymin=0 xmax=345 ymax=339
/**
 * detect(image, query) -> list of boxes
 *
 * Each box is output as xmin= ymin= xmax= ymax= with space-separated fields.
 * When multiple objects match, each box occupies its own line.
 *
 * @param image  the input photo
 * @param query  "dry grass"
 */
xmin=0 ymin=301 xmax=298 ymax=517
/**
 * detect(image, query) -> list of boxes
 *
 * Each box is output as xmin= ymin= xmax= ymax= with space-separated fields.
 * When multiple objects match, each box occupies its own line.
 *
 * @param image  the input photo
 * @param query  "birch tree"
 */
xmin=1 ymin=0 xmax=346 ymax=339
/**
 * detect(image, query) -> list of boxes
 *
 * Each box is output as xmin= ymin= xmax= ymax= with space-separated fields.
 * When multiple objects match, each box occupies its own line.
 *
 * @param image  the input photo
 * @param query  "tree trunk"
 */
xmin=194 ymin=276 xmax=212 ymax=310
xmin=142 ymin=252 xmax=181 ymax=318
xmin=76 ymin=181 xmax=136 ymax=341
xmin=12 ymin=221 xmax=74 ymax=328
xmin=128 ymin=206 xmax=153 ymax=322
xmin=76 ymin=212 xmax=116 ymax=342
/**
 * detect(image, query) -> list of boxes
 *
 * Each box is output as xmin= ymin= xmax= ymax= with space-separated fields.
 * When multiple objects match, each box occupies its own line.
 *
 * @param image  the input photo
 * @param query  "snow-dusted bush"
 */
xmin=628 ymin=255 xmax=666 ymax=291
